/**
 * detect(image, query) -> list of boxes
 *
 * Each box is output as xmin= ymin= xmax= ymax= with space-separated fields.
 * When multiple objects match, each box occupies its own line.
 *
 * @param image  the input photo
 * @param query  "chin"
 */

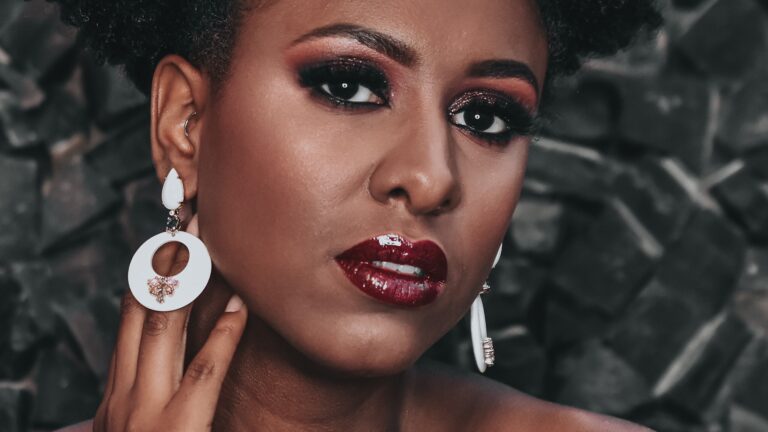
xmin=288 ymin=316 xmax=429 ymax=377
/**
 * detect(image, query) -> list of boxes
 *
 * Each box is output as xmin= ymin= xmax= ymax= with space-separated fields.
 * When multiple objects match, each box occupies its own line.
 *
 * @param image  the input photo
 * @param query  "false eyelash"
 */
xmin=448 ymin=90 xmax=538 ymax=145
xmin=297 ymin=57 xmax=390 ymax=108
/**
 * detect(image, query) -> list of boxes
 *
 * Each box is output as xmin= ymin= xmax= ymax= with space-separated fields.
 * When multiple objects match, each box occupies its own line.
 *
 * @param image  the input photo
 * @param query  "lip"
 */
xmin=335 ymin=233 xmax=448 ymax=307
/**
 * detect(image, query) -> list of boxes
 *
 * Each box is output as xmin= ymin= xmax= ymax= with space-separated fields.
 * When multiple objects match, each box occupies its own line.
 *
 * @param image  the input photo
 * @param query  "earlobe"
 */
xmin=150 ymin=54 xmax=209 ymax=201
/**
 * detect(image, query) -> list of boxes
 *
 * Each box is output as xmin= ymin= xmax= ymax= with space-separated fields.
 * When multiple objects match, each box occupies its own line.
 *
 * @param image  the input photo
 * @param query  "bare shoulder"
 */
xmin=407 ymin=361 xmax=653 ymax=432
xmin=481 ymin=397 xmax=653 ymax=432
xmin=53 ymin=419 xmax=93 ymax=432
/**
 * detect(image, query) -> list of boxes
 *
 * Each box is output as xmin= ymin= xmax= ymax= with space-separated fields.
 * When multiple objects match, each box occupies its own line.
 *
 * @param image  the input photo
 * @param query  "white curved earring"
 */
xmin=470 ymin=296 xmax=494 ymax=373
xmin=492 ymin=242 xmax=503 ymax=269
xmin=127 ymin=168 xmax=212 ymax=312
xmin=471 ymin=243 xmax=502 ymax=372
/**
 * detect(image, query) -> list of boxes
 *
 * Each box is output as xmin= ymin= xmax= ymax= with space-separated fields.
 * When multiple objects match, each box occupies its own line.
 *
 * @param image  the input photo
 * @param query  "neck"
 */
xmin=186 ymin=270 xmax=410 ymax=432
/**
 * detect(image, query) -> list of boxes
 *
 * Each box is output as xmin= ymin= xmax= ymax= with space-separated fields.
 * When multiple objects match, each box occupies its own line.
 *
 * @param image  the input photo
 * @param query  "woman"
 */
xmin=54 ymin=0 xmax=661 ymax=430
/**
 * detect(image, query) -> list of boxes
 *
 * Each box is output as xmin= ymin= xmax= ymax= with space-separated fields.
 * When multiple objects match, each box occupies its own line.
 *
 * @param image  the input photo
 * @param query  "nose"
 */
xmin=368 ymin=109 xmax=461 ymax=216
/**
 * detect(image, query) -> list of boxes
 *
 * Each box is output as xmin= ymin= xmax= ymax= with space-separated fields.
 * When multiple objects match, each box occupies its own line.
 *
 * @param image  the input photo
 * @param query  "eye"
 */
xmin=448 ymin=90 xmax=536 ymax=145
xmin=451 ymin=107 xmax=508 ymax=134
xmin=298 ymin=57 xmax=390 ymax=109
xmin=319 ymin=81 xmax=380 ymax=104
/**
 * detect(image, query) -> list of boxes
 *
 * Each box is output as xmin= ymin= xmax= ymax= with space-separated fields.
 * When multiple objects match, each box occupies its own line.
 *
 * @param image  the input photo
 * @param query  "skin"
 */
xmin=59 ymin=0 xmax=653 ymax=430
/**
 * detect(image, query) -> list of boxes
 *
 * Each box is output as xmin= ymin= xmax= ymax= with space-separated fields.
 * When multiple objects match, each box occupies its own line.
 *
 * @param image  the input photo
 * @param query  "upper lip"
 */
xmin=336 ymin=233 xmax=448 ymax=282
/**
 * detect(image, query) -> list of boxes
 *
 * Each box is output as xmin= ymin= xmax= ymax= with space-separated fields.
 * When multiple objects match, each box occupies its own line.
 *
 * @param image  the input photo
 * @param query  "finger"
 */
xmin=133 ymin=238 xmax=194 ymax=403
xmin=133 ymin=307 xmax=193 ymax=402
xmin=94 ymin=350 xmax=116 ymax=432
xmin=112 ymin=291 xmax=147 ymax=393
xmin=103 ymin=349 xmax=117 ymax=397
xmin=170 ymin=295 xmax=247 ymax=423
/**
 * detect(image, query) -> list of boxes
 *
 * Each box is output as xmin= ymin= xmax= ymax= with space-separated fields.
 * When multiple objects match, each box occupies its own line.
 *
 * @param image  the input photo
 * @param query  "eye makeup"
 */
xmin=448 ymin=89 xmax=537 ymax=146
xmin=297 ymin=56 xmax=391 ymax=110
xmin=295 ymin=53 xmax=537 ymax=147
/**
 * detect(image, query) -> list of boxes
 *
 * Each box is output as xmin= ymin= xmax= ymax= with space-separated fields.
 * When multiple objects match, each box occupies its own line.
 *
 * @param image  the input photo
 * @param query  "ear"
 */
xmin=150 ymin=54 xmax=210 ymax=201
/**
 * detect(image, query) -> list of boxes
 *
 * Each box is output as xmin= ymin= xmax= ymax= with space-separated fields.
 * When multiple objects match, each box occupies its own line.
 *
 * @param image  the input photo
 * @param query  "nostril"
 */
xmin=389 ymin=187 xmax=408 ymax=199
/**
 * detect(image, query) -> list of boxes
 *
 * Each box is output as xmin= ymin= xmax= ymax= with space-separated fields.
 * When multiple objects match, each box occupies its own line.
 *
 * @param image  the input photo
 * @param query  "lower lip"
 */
xmin=335 ymin=260 xmax=445 ymax=307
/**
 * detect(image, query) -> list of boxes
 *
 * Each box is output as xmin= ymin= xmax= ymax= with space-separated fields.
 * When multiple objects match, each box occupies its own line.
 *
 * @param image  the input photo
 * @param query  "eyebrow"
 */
xmin=467 ymin=60 xmax=540 ymax=94
xmin=290 ymin=23 xmax=418 ymax=67
xmin=291 ymin=23 xmax=539 ymax=94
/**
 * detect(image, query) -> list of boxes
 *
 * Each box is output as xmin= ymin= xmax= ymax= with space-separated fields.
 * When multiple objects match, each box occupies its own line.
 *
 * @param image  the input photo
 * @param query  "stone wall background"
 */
xmin=1 ymin=0 xmax=767 ymax=430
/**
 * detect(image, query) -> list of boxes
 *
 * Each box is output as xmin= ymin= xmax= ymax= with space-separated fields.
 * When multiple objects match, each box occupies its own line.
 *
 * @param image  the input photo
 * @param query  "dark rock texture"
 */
xmin=0 ymin=155 xmax=38 ymax=260
xmin=617 ymin=75 xmax=712 ymax=173
xmin=677 ymin=0 xmax=768 ymax=80
xmin=718 ymin=76 xmax=768 ymax=155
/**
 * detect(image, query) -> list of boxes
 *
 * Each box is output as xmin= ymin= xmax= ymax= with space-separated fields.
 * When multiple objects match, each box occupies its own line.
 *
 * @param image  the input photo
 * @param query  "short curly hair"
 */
xmin=51 ymin=0 xmax=661 ymax=95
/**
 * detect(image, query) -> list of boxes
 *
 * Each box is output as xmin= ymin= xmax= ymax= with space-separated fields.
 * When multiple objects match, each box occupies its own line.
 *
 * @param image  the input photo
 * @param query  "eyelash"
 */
xmin=298 ymin=58 xmax=390 ymax=109
xmin=297 ymin=58 xmax=536 ymax=146
xmin=447 ymin=90 xmax=536 ymax=145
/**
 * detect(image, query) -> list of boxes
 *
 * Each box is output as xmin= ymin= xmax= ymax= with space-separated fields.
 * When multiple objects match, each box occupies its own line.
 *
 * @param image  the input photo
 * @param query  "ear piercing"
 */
xmin=127 ymin=168 xmax=212 ymax=311
xmin=183 ymin=111 xmax=198 ymax=138
xmin=470 ymin=242 xmax=503 ymax=373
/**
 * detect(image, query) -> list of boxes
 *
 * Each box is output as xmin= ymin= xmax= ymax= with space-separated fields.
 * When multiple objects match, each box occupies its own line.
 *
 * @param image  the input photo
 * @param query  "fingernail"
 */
xmin=225 ymin=295 xmax=243 ymax=313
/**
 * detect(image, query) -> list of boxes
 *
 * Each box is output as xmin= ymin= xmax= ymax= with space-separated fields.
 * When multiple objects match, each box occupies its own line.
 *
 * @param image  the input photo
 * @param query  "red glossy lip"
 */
xmin=335 ymin=233 xmax=448 ymax=307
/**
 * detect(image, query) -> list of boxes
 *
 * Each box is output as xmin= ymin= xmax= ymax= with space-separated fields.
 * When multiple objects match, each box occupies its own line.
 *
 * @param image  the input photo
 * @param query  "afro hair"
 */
xmin=51 ymin=0 xmax=662 ymax=95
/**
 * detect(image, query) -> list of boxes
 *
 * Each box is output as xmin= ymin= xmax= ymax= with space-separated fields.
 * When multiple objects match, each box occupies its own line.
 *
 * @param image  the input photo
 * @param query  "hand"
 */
xmin=93 ymin=215 xmax=247 ymax=431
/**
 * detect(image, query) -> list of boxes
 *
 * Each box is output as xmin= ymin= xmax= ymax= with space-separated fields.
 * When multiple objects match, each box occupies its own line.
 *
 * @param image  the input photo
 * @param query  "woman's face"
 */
xmin=196 ymin=0 xmax=547 ymax=374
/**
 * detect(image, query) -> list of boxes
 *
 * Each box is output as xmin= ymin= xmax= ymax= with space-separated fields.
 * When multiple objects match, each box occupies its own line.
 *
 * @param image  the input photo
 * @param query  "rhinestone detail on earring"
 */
xmin=482 ymin=337 xmax=495 ymax=366
xmin=147 ymin=275 xmax=179 ymax=303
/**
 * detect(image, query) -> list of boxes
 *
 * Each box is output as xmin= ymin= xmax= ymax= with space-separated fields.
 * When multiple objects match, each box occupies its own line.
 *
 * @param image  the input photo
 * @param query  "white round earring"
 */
xmin=127 ymin=168 xmax=212 ymax=312
xmin=471 ymin=243 xmax=502 ymax=373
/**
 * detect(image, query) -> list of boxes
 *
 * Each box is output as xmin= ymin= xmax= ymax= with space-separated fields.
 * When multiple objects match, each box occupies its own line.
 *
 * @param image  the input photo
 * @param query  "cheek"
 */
xmin=196 ymin=76 xmax=343 ymax=277
xmin=193 ymin=67 xmax=390 ymax=332
xmin=458 ymin=140 xmax=529 ymax=254
xmin=451 ymin=141 xmax=528 ymax=295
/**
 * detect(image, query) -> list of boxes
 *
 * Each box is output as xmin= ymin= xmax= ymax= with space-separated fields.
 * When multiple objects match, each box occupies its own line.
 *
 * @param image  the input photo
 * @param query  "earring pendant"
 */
xmin=127 ymin=168 xmax=212 ymax=312
xmin=470 ymin=295 xmax=494 ymax=372
xmin=469 ymin=242 xmax=502 ymax=372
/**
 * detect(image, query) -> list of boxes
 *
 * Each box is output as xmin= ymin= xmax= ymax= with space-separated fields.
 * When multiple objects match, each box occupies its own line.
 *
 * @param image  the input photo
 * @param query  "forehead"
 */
xmin=241 ymin=0 xmax=548 ymax=82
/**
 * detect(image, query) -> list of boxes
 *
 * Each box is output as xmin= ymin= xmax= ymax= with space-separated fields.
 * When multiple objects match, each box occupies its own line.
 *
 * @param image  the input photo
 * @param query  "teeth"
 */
xmin=371 ymin=260 xmax=425 ymax=277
